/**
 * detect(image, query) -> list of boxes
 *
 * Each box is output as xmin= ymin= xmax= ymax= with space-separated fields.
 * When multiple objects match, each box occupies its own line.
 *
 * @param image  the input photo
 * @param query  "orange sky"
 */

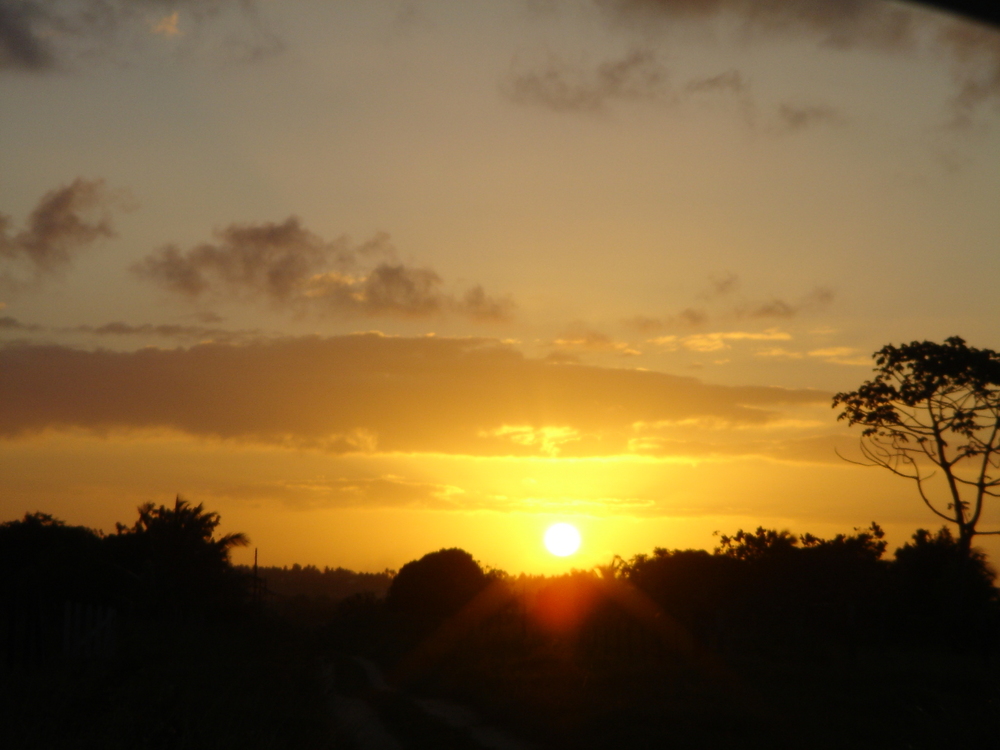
xmin=2 ymin=1 xmax=999 ymax=572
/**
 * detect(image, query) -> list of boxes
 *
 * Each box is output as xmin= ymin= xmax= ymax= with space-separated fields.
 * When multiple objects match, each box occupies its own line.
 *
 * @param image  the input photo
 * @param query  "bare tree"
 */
xmin=833 ymin=337 xmax=1000 ymax=552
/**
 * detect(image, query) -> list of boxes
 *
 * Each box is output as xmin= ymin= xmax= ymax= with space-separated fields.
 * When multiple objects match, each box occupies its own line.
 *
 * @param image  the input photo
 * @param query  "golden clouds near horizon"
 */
xmin=0 ymin=334 xmax=832 ymax=460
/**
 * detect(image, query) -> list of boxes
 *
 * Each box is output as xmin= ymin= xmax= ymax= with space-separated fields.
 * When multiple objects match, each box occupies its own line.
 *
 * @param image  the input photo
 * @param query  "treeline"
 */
xmin=332 ymin=522 xmax=999 ymax=660
xmin=328 ymin=527 xmax=1000 ymax=749
xmin=3 ymin=502 xmax=1000 ymax=747
xmin=624 ymin=523 xmax=998 ymax=653
xmin=245 ymin=563 xmax=393 ymax=602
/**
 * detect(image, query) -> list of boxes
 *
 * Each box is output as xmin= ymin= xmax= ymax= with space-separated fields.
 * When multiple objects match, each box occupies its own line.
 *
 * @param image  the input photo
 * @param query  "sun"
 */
xmin=544 ymin=523 xmax=581 ymax=557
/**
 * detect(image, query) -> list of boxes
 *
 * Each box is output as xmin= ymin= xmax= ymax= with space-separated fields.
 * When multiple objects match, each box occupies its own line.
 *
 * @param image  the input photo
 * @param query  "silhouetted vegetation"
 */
xmin=324 ymin=526 xmax=999 ymax=748
xmin=0 ymin=501 xmax=333 ymax=749
xmin=3 ymin=502 xmax=999 ymax=748
xmin=387 ymin=548 xmax=490 ymax=640
xmin=250 ymin=562 xmax=393 ymax=601
xmin=835 ymin=337 xmax=1000 ymax=551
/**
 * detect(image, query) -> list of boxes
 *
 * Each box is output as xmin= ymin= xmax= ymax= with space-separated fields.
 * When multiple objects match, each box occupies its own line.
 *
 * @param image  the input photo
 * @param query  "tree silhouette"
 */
xmin=386 ymin=548 xmax=487 ymax=634
xmin=109 ymin=496 xmax=249 ymax=615
xmin=833 ymin=337 xmax=1000 ymax=551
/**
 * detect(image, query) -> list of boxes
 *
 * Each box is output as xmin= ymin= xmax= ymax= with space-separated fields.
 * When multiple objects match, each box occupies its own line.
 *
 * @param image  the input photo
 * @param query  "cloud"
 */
xmin=775 ymin=102 xmax=845 ymax=131
xmin=752 ymin=344 xmax=871 ymax=366
xmin=502 ymin=48 xmax=669 ymax=112
xmin=0 ymin=334 xmax=829 ymax=457
xmin=650 ymin=328 xmax=792 ymax=352
xmin=621 ymin=306 xmax=708 ymax=334
xmin=502 ymin=43 xmax=756 ymax=116
xmin=740 ymin=287 xmax=834 ymax=318
xmin=940 ymin=23 xmax=1000 ymax=124
xmin=0 ymin=178 xmax=115 ymax=289
xmin=67 ymin=321 xmax=260 ymax=344
xmin=704 ymin=272 xmax=740 ymax=298
xmin=151 ymin=12 xmax=181 ymax=38
xmin=133 ymin=218 xmax=512 ymax=321
xmin=0 ymin=0 xmax=278 ymax=72
xmin=0 ymin=0 xmax=54 ymax=70
xmin=595 ymin=0 xmax=920 ymax=52
xmin=552 ymin=323 xmax=641 ymax=355
xmin=754 ymin=347 xmax=803 ymax=359
xmin=0 ymin=314 xmax=262 ymax=343
xmin=807 ymin=346 xmax=870 ymax=366
xmin=624 ymin=281 xmax=831 ymax=338
xmin=621 ymin=315 xmax=666 ymax=334
xmin=0 ymin=315 xmax=40 ymax=332
xmin=257 ymin=475 xmax=469 ymax=511
xmin=684 ymin=69 xmax=748 ymax=94
xmin=595 ymin=0 xmax=1000 ymax=120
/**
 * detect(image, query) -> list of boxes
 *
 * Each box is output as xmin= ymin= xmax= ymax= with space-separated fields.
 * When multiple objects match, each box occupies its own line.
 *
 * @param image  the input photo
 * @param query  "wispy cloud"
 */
xmin=68 ymin=321 xmax=260 ymax=344
xmin=502 ymin=48 xmax=670 ymax=112
xmin=0 ymin=315 xmax=40 ymax=332
xmin=650 ymin=328 xmax=792 ymax=352
xmin=740 ymin=287 xmax=834 ymax=319
xmin=754 ymin=344 xmax=870 ymax=366
xmin=133 ymin=218 xmax=513 ymax=322
xmin=625 ymin=278 xmax=832 ymax=336
xmin=552 ymin=324 xmax=641 ymax=355
xmin=501 ymin=40 xmax=755 ymax=115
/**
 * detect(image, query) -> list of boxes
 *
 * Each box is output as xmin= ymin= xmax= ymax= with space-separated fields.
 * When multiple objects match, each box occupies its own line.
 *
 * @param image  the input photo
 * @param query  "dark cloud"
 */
xmin=0 ymin=334 xmax=829 ymax=457
xmin=0 ymin=1 xmax=53 ymax=70
xmin=684 ymin=70 xmax=748 ymax=94
xmin=502 ymin=48 xmax=669 ymax=112
xmin=940 ymin=24 xmax=1000 ymax=124
xmin=0 ymin=315 xmax=39 ymax=332
xmin=595 ymin=0 xmax=1000 ymax=120
xmin=502 ymin=46 xmax=754 ymax=114
xmin=133 ymin=217 xmax=512 ymax=321
xmin=776 ymin=102 xmax=844 ymax=131
xmin=134 ymin=217 xmax=350 ymax=300
xmin=0 ymin=178 xmax=115 ymax=289
xmin=676 ymin=307 xmax=708 ymax=326
xmin=458 ymin=285 xmax=516 ymax=322
xmin=0 ymin=0 xmax=277 ymax=72
xmin=707 ymin=272 xmax=740 ymax=297
xmin=623 ymin=278 xmax=831 ymax=335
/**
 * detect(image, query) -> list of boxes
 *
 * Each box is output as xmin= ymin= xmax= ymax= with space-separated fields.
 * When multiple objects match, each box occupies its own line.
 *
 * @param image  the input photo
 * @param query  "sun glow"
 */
xmin=544 ymin=522 xmax=581 ymax=557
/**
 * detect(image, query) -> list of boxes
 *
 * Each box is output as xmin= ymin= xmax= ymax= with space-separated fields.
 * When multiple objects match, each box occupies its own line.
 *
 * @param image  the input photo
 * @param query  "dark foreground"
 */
xmin=3 ymin=510 xmax=999 ymax=748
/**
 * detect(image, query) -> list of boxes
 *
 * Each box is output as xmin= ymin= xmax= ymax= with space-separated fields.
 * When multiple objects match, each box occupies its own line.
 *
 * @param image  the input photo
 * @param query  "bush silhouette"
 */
xmin=386 ymin=548 xmax=487 ymax=634
xmin=0 ymin=513 xmax=117 ymax=604
xmin=891 ymin=527 xmax=998 ymax=648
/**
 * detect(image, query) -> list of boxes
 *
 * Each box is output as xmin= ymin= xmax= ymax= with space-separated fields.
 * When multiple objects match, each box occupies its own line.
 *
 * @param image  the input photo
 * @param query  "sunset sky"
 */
xmin=2 ymin=0 xmax=999 ymax=573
